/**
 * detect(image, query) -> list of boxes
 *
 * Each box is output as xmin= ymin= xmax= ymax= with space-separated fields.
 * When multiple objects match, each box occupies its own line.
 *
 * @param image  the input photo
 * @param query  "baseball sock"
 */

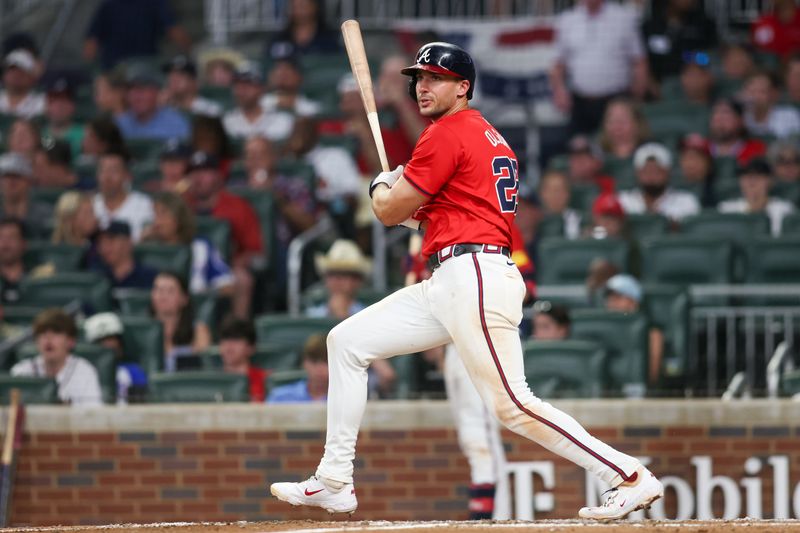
xmin=468 ymin=483 xmax=495 ymax=519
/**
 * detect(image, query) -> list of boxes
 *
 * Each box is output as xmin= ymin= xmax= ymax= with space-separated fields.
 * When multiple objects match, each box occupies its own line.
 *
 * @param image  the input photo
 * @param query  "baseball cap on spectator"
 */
xmin=682 ymin=50 xmax=711 ymax=69
xmin=4 ymin=48 xmax=36 ymax=73
xmin=41 ymin=137 xmax=73 ymax=167
xmin=46 ymin=75 xmax=75 ymax=99
xmin=98 ymin=220 xmax=132 ymax=238
xmin=634 ymin=142 xmax=672 ymax=170
xmin=337 ymin=73 xmax=358 ymax=95
xmin=679 ymin=133 xmax=711 ymax=157
xmin=84 ymin=312 xmax=124 ymax=343
xmin=187 ymin=150 xmax=220 ymax=172
xmin=605 ymin=274 xmax=642 ymax=303
xmin=160 ymin=139 xmax=192 ymax=161
xmin=568 ymin=135 xmax=604 ymax=161
xmin=0 ymin=153 xmax=33 ymax=177
xmin=736 ymin=157 xmax=771 ymax=177
xmin=163 ymin=55 xmax=197 ymax=77
xmin=592 ymin=192 xmax=625 ymax=218
xmin=126 ymin=66 xmax=162 ymax=87
xmin=233 ymin=61 xmax=263 ymax=84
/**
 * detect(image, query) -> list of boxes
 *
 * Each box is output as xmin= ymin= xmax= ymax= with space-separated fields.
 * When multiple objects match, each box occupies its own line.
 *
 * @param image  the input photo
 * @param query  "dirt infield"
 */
xmin=4 ymin=520 xmax=800 ymax=533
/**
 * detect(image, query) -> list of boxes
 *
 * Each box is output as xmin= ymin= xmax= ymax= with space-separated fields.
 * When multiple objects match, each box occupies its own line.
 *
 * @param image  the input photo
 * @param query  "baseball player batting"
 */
xmin=270 ymin=41 xmax=664 ymax=520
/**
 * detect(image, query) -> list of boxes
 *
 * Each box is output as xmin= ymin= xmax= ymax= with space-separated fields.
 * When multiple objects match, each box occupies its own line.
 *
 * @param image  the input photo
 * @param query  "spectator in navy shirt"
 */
xmin=93 ymin=221 xmax=157 ymax=290
xmin=83 ymin=0 xmax=191 ymax=70
xmin=115 ymin=68 xmax=190 ymax=141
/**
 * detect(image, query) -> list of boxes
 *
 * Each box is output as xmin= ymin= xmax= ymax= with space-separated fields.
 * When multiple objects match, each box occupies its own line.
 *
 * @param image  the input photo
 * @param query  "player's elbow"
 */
xmin=374 ymin=204 xmax=409 ymax=226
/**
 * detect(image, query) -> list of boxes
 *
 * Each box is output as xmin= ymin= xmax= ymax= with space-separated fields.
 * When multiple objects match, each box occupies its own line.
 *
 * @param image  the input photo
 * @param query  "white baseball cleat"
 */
xmin=578 ymin=468 xmax=664 ymax=521
xmin=270 ymin=476 xmax=358 ymax=514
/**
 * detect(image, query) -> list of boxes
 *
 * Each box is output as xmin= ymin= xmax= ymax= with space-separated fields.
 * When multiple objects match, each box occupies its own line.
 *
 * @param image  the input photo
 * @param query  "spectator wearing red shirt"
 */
xmin=708 ymin=97 xmax=766 ymax=165
xmin=219 ymin=316 xmax=267 ymax=402
xmin=187 ymin=150 xmax=260 ymax=318
xmin=752 ymin=0 xmax=800 ymax=58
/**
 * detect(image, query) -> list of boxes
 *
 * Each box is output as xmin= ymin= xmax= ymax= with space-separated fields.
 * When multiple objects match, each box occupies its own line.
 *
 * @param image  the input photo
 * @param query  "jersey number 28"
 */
xmin=493 ymin=156 xmax=519 ymax=213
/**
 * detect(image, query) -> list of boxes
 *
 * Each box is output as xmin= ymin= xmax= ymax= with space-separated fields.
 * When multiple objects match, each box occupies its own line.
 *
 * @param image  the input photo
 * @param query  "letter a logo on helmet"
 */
xmin=401 ymin=42 xmax=476 ymax=102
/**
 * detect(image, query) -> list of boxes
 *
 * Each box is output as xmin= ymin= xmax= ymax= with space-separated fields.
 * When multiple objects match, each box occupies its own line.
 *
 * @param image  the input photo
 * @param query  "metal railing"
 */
xmin=286 ymin=216 xmax=335 ymax=316
xmin=204 ymin=0 xmax=766 ymax=44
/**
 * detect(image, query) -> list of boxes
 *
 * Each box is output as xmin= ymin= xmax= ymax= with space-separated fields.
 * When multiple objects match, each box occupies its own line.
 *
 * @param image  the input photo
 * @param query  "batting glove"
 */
xmin=369 ymin=165 xmax=404 ymax=198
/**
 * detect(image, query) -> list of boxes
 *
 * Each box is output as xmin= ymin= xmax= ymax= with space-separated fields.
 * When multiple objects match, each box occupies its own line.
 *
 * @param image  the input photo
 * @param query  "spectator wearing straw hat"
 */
xmin=306 ymin=240 xmax=371 ymax=320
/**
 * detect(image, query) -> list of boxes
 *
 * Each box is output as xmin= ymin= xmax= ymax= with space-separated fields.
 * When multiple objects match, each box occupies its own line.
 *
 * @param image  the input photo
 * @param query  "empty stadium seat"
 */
xmin=745 ymin=237 xmax=800 ymax=284
xmin=195 ymin=216 xmax=231 ymax=261
xmin=119 ymin=316 xmax=164 ymax=376
xmin=149 ymin=372 xmax=249 ymax=402
xmin=783 ymin=369 xmax=800 ymax=397
xmin=134 ymin=243 xmax=191 ymax=278
xmin=537 ymin=238 xmax=629 ymax=284
xmin=24 ymin=242 xmax=86 ymax=272
xmin=0 ymin=375 xmax=58 ymax=405
xmin=19 ymin=273 xmax=112 ymax=312
xmin=680 ymin=212 xmax=770 ymax=244
xmin=522 ymin=339 xmax=608 ymax=398
xmin=639 ymin=237 xmax=734 ymax=285
xmin=642 ymin=284 xmax=689 ymax=381
xmin=569 ymin=309 xmax=649 ymax=395
xmin=625 ymin=214 xmax=669 ymax=242
xmin=254 ymin=315 xmax=339 ymax=350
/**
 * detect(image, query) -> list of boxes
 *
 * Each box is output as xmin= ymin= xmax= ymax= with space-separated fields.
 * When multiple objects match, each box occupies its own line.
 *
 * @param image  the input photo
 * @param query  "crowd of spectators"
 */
xmin=1 ymin=0 xmax=800 ymax=403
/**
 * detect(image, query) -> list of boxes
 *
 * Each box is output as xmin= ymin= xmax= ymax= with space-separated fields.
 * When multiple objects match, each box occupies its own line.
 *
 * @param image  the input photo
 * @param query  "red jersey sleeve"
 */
xmin=402 ymin=123 xmax=461 ymax=197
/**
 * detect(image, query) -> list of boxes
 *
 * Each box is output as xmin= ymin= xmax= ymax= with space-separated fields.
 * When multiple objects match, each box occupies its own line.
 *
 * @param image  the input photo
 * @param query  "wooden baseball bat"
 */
xmin=341 ymin=19 xmax=390 ymax=173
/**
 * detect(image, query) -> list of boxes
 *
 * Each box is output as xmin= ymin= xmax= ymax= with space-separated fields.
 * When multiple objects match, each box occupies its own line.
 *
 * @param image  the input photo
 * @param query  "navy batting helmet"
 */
xmin=401 ymin=42 xmax=476 ymax=101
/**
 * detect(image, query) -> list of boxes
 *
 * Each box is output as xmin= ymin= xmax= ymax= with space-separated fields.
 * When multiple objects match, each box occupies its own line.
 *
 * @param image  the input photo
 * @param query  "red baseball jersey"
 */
xmin=403 ymin=109 xmax=519 ymax=259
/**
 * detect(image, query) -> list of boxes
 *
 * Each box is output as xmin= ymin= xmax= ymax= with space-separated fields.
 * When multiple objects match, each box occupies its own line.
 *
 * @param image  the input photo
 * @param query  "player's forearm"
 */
xmin=372 ymin=184 xmax=412 ymax=226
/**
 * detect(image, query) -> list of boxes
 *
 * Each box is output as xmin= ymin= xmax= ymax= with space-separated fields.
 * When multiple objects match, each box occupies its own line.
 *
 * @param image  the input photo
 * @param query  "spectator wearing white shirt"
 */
xmin=718 ymin=158 xmax=795 ymax=235
xmin=0 ymin=49 xmax=44 ymax=118
xmin=161 ymin=55 xmax=222 ymax=118
xmin=259 ymin=49 xmax=320 ymax=137
xmin=743 ymin=71 xmax=800 ymax=139
xmin=11 ymin=309 xmax=103 ymax=406
xmin=93 ymin=150 xmax=154 ymax=242
xmin=550 ymin=0 xmax=648 ymax=136
xmin=618 ymin=142 xmax=700 ymax=222
xmin=223 ymin=61 xmax=292 ymax=141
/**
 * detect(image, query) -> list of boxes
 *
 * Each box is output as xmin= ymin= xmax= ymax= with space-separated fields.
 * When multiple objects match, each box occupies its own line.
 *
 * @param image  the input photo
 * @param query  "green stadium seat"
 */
xmin=602 ymin=157 xmax=636 ymax=190
xmin=24 ymin=242 xmax=86 ymax=272
xmin=1 ymin=306 xmax=44 ymax=326
xmin=114 ymin=288 xmax=151 ymax=315
xmin=626 ymin=214 xmax=669 ymax=242
xmin=538 ymin=215 xmax=565 ymax=239
xmin=642 ymin=284 xmax=689 ymax=381
xmin=639 ymin=236 xmax=734 ymax=285
xmin=19 ymin=273 xmax=112 ymax=312
xmin=131 ymin=159 xmax=160 ymax=189
xmin=781 ymin=212 xmax=800 ymax=235
xmin=134 ymin=243 xmax=191 ymax=278
xmin=149 ymin=372 xmax=249 ymax=402
xmin=301 ymin=284 xmax=390 ymax=311
xmin=745 ymin=237 xmax=800 ymax=283
xmin=125 ymin=138 xmax=164 ymax=162
xmin=119 ymin=316 xmax=163 ymax=376
xmin=522 ymin=339 xmax=608 ymax=398
xmin=198 ymin=86 xmax=234 ymax=110
xmin=15 ymin=342 xmax=117 ymax=403
xmin=231 ymin=188 xmax=276 ymax=269
xmin=713 ymin=156 xmax=739 ymax=183
xmin=642 ymin=101 xmax=709 ymax=139
xmin=266 ymin=369 xmax=307 ymax=395
xmin=29 ymin=188 xmax=66 ymax=209
xmin=680 ymin=212 xmax=770 ymax=244
xmin=537 ymin=238 xmax=629 ymax=284
xmin=570 ymin=309 xmax=649 ymax=395
xmin=0 ymin=375 xmax=58 ymax=405
xmin=569 ymin=183 xmax=600 ymax=212
xmin=772 ymin=181 xmax=800 ymax=205
xmin=195 ymin=216 xmax=231 ymax=261
xmin=783 ymin=369 xmax=800 ymax=396
xmin=388 ymin=354 xmax=418 ymax=400
xmin=254 ymin=315 xmax=338 ymax=351
xmin=548 ymin=154 xmax=569 ymax=172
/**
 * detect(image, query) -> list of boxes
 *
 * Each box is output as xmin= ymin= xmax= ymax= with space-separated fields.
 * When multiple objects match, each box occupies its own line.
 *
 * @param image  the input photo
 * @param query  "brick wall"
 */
xmin=8 ymin=402 xmax=800 ymax=526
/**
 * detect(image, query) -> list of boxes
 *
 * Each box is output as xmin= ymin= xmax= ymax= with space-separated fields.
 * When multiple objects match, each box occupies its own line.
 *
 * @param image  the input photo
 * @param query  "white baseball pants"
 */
xmin=316 ymin=251 xmax=641 ymax=488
